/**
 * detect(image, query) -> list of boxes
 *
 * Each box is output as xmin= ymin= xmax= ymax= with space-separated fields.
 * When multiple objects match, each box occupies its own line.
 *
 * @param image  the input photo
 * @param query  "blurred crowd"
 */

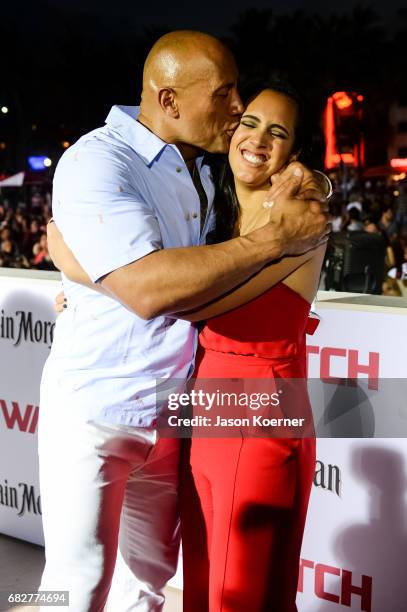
xmin=326 ymin=173 xmax=407 ymax=296
xmin=0 ymin=189 xmax=56 ymax=271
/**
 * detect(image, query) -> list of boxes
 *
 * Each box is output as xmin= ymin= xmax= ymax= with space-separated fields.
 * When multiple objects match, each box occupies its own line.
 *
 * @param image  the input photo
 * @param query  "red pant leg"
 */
xmin=184 ymin=348 xmax=316 ymax=611
xmin=189 ymin=436 xmax=315 ymax=612
xmin=181 ymin=439 xmax=211 ymax=612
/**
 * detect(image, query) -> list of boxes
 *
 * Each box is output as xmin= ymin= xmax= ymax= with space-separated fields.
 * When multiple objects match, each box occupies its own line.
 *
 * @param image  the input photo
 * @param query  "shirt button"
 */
xmin=176 ymin=167 xmax=182 ymax=173
xmin=185 ymin=213 xmax=190 ymax=221
xmin=192 ymin=212 xmax=198 ymax=219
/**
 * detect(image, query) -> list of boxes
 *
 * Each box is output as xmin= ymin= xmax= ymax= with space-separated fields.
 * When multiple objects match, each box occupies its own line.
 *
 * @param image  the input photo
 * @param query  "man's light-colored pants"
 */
xmin=38 ymin=389 xmax=180 ymax=612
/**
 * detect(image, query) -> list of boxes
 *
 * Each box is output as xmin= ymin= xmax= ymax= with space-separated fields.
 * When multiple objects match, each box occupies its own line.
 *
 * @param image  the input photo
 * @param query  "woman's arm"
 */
xmin=175 ymin=249 xmax=319 ymax=321
xmin=47 ymin=220 xmax=91 ymax=284
xmin=47 ymin=221 xmax=111 ymax=298
xmin=177 ymin=244 xmax=327 ymax=321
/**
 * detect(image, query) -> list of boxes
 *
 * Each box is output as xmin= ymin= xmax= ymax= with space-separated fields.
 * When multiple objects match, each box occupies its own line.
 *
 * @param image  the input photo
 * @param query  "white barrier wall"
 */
xmin=0 ymin=270 xmax=59 ymax=546
xmin=299 ymin=295 xmax=407 ymax=612
xmin=1 ymin=273 xmax=407 ymax=611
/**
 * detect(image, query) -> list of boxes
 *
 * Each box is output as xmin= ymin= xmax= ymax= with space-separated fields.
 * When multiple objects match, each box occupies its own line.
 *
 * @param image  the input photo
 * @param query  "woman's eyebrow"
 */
xmin=241 ymin=114 xmax=290 ymax=136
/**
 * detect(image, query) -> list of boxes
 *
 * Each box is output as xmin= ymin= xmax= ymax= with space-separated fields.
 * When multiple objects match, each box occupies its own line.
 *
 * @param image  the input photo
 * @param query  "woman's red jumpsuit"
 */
xmin=181 ymin=282 xmax=317 ymax=612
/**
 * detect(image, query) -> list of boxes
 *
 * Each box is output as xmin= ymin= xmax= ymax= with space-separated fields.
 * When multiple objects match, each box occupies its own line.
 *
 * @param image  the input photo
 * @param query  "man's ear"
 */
xmin=158 ymin=88 xmax=179 ymax=118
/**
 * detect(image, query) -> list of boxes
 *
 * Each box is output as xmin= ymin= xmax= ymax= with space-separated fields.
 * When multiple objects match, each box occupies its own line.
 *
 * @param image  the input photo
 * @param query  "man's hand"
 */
xmin=258 ymin=163 xmax=331 ymax=257
xmin=268 ymin=161 xmax=329 ymax=203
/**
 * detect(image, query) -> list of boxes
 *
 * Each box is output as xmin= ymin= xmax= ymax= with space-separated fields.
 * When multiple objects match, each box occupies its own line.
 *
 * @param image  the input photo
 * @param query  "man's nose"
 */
xmin=230 ymin=89 xmax=244 ymax=115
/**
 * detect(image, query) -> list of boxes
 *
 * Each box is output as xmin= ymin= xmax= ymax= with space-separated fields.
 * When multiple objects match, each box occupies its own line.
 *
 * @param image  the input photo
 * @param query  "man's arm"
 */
xmin=172 ymin=242 xmax=327 ymax=323
xmin=47 ymin=218 xmax=285 ymax=314
xmin=174 ymin=250 xmax=316 ymax=321
xmin=50 ymin=169 xmax=329 ymax=319
xmin=100 ymin=172 xmax=328 ymax=318
xmin=49 ymin=227 xmax=316 ymax=319
xmin=101 ymin=234 xmax=282 ymax=319
xmin=47 ymin=219 xmax=302 ymax=316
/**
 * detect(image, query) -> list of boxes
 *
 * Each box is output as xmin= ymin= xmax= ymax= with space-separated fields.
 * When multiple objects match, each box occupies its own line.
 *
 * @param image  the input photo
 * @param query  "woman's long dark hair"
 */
xmin=206 ymin=77 xmax=312 ymax=243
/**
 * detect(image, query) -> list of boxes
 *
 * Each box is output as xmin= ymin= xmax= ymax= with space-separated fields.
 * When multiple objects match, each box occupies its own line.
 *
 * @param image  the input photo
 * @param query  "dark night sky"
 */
xmin=2 ymin=0 xmax=406 ymax=171
xmin=45 ymin=0 xmax=404 ymax=35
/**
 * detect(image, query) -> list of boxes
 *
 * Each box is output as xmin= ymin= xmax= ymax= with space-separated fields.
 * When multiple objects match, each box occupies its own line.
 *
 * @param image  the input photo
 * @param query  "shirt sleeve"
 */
xmin=52 ymin=140 xmax=162 ymax=282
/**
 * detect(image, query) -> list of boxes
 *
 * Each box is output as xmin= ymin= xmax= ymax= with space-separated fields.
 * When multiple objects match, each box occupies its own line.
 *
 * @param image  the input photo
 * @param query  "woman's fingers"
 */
xmin=54 ymin=291 xmax=67 ymax=314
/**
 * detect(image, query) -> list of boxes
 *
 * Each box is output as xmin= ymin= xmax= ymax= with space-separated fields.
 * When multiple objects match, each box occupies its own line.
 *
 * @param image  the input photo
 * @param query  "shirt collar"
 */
xmin=105 ymin=105 xmax=206 ymax=169
xmin=105 ymin=105 xmax=170 ymax=165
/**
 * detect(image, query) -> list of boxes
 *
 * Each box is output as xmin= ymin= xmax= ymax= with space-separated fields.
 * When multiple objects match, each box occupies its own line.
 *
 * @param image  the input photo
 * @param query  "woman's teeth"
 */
xmin=241 ymin=150 xmax=267 ymax=166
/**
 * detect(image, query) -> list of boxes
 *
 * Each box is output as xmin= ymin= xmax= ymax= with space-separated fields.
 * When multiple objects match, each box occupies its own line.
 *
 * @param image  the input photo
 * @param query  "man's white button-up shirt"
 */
xmin=45 ymin=105 xmax=216 ymax=426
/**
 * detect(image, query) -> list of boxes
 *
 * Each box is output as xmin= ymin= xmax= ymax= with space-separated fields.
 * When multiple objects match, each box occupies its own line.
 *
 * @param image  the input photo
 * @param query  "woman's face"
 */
xmin=228 ymin=89 xmax=298 ymax=188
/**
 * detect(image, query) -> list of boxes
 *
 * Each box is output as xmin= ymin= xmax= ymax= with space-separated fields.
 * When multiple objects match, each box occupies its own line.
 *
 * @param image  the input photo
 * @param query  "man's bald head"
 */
xmin=138 ymin=30 xmax=243 ymax=158
xmin=142 ymin=30 xmax=233 ymax=94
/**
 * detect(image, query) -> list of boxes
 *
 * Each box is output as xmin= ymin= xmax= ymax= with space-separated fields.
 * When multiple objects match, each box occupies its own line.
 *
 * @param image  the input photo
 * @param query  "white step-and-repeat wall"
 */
xmin=1 ymin=273 xmax=407 ymax=611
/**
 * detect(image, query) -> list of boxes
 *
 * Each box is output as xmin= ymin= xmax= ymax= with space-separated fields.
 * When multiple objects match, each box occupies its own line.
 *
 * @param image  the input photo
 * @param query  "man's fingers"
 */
xmin=300 ymin=189 xmax=327 ymax=203
xmin=269 ymin=167 xmax=286 ymax=187
xmin=263 ymin=169 xmax=303 ymax=208
xmin=282 ymin=170 xmax=304 ymax=198
xmin=319 ymin=215 xmax=332 ymax=237
xmin=308 ymin=199 xmax=330 ymax=215
xmin=264 ymin=178 xmax=290 ymax=205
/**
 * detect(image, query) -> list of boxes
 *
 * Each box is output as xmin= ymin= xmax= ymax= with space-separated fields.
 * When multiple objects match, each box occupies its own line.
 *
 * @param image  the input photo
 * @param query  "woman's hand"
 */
xmin=54 ymin=290 xmax=67 ymax=314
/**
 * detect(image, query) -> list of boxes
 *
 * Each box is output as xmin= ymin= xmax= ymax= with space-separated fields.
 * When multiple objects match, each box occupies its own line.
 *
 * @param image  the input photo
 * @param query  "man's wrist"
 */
xmin=242 ymin=229 xmax=285 ymax=265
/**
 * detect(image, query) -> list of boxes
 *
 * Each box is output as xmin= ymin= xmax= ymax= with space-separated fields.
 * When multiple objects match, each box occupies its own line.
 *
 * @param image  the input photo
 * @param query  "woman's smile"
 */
xmin=239 ymin=148 xmax=270 ymax=166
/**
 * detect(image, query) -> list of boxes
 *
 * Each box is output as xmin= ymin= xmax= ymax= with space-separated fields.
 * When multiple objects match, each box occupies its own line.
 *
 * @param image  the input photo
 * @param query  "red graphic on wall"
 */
xmin=298 ymin=558 xmax=372 ymax=611
xmin=307 ymin=346 xmax=379 ymax=390
xmin=0 ymin=399 xmax=39 ymax=434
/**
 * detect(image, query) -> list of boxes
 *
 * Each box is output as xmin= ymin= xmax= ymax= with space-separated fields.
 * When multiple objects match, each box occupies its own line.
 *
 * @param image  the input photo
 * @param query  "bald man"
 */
xmin=39 ymin=31 xmax=328 ymax=611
